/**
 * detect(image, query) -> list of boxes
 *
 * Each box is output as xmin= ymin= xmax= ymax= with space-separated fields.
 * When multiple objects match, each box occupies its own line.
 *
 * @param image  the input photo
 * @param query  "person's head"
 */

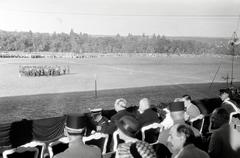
xmin=64 ymin=114 xmax=87 ymax=141
xmin=181 ymin=94 xmax=192 ymax=108
xmin=210 ymin=107 xmax=229 ymax=129
xmin=169 ymin=102 xmax=185 ymax=122
xmin=229 ymin=112 xmax=240 ymax=132
xmin=114 ymin=98 xmax=128 ymax=112
xmin=90 ymin=108 xmax=103 ymax=122
xmin=219 ymin=89 xmax=230 ymax=101
xmin=168 ymin=124 xmax=195 ymax=151
xmin=115 ymin=115 xmax=141 ymax=141
xmin=138 ymin=98 xmax=151 ymax=113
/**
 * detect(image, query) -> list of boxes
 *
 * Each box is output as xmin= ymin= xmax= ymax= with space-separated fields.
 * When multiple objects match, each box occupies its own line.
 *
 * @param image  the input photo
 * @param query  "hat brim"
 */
xmin=65 ymin=126 xmax=84 ymax=134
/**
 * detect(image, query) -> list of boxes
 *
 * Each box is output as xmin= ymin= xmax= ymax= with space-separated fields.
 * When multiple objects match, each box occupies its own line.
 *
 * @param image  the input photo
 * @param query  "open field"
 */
xmin=0 ymin=55 xmax=240 ymax=123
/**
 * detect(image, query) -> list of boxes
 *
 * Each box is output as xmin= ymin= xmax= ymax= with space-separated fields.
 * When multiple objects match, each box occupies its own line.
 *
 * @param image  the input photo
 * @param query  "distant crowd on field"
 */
xmin=19 ymin=65 xmax=70 ymax=77
xmin=49 ymin=87 xmax=240 ymax=158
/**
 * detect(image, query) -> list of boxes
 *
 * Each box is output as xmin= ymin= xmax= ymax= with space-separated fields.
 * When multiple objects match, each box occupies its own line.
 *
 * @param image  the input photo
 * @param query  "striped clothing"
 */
xmin=116 ymin=141 xmax=156 ymax=158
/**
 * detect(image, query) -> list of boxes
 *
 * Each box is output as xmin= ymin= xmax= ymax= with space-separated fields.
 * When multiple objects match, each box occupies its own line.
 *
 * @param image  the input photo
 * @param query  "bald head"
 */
xmin=138 ymin=98 xmax=151 ymax=113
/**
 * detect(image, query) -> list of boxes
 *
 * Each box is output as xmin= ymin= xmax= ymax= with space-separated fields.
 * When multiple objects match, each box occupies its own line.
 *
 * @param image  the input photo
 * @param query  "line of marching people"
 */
xmin=48 ymin=87 xmax=240 ymax=158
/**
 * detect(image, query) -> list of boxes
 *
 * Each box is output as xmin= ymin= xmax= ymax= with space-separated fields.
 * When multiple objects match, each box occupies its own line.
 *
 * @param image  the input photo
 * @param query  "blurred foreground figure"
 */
xmin=168 ymin=124 xmax=209 ymax=158
xmin=54 ymin=114 xmax=101 ymax=158
xmin=208 ymin=112 xmax=240 ymax=158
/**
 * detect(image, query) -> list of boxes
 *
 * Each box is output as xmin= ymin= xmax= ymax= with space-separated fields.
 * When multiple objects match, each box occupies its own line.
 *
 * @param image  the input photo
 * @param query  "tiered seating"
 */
xmin=47 ymin=137 xmax=69 ymax=158
xmin=141 ymin=123 xmax=163 ymax=145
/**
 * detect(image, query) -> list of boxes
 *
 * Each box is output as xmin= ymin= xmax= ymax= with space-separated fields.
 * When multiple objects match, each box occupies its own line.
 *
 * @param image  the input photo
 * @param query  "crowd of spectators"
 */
xmin=49 ymin=87 xmax=240 ymax=158
xmin=2 ymin=88 xmax=240 ymax=158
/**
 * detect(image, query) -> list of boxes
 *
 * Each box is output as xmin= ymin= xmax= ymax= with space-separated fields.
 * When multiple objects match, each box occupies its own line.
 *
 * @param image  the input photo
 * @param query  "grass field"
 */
xmin=0 ymin=55 xmax=239 ymax=123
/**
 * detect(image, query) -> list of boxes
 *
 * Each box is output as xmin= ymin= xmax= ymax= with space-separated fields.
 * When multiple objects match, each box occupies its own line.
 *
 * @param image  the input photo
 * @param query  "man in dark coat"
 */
xmin=137 ymin=98 xmax=160 ymax=126
xmin=104 ymin=98 xmax=136 ymax=134
xmin=54 ymin=114 xmax=101 ymax=158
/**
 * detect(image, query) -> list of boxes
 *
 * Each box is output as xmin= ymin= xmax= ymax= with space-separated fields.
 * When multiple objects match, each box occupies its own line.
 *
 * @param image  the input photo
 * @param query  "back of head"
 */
xmin=139 ymin=98 xmax=151 ymax=113
xmin=114 ymin=98 xmax=128 ymax=112
xmin=176 ymin=124 xmax=195 ymax=146
xmin=116 ymin=115 xmax=140 ymax=138
xmin=211 ymin=107 xmax=229 ymax=125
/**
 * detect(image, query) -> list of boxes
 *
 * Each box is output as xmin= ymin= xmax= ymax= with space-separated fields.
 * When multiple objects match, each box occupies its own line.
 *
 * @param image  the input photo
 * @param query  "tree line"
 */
xmin=0 ymin=29 xmax=238 ymax=55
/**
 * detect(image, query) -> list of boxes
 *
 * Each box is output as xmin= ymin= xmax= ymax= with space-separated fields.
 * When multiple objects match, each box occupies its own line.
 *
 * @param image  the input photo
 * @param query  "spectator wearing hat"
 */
xmin=137 ymin=98 xmax=160 ymax=126
xmin=89 ymin=108 xmax=110 ymax=134
xmin=168 ymin=124 xmax=209 ymax=158
xmin=158 ymin=102 xmax=200 ymax=157
xmin=181 ymin=95 xmax=203 ymax=122
xmin=115 ymin=115 xmax=156 ymax=158
xmin=219 ymin=88 xmax=240 ymax=114
xmin=54 ymin=114 xmax=101 ymax=158
xmin=208 ymin=112 xmax=240 ymax=158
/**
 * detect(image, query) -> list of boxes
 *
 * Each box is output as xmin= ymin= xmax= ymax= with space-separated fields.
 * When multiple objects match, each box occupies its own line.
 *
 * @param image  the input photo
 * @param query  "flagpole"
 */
xmin=94 ymin=74 xmax=97 ymax=98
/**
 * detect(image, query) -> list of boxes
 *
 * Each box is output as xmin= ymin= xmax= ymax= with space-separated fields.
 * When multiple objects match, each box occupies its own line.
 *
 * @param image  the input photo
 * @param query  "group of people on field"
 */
xmin=19 ymin=65 xmax=70 ymax=77
xmin=51 ymin=88 xmax=240 ymax=158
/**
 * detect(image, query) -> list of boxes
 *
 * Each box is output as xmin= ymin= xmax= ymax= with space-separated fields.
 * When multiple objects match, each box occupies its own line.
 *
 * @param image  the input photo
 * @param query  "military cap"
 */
xmin=169 ymin=101 xmax=185 ymax=112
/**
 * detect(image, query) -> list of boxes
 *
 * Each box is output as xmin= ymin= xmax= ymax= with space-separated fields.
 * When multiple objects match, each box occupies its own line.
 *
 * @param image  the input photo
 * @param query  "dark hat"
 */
xmin=219 ymin=88 xmax=231 ymax=95
xmin=169 ymin=102 xmax=185 ymax=112
xmin=116 ymin=115 xmax=140 ymax=138
xmin=65 ymin=113 xmax=87 ymax=133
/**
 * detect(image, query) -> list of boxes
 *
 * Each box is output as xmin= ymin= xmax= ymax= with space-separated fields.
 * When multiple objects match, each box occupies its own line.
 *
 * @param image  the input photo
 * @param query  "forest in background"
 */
xmin=0 ymin=29 xmax=239 ymax=55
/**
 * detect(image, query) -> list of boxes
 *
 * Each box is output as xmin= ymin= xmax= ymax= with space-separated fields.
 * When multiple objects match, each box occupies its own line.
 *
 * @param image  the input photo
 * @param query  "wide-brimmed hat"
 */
xmin=65 ymin=113 xmax=87 ymax=133
xmin=116 ymin=115 xmax=140 ymax=138
xmin=169 ymin=101 xmax=185 ymax=112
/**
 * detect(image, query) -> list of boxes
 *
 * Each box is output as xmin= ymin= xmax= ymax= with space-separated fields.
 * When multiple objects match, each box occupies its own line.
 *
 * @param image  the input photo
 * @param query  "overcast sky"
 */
xmin=0 ymin=0 xmax=240 ymax=37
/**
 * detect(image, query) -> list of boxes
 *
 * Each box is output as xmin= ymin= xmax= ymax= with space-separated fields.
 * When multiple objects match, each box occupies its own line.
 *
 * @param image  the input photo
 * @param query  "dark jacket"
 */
xmin=221 ymin=99 xmax=239 ymax=114
xmin=54 ymin=141 xmax=101 ymax=158
xmin=177 ymin=144 xmax=209 ymax=158
xmin=137 ymin=108 xmax=160 ymax=126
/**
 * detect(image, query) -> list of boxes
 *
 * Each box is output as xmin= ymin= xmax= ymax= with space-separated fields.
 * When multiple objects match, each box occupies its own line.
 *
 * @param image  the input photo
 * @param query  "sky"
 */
xmin=0 ymin=0 xmax=240 ymax=37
